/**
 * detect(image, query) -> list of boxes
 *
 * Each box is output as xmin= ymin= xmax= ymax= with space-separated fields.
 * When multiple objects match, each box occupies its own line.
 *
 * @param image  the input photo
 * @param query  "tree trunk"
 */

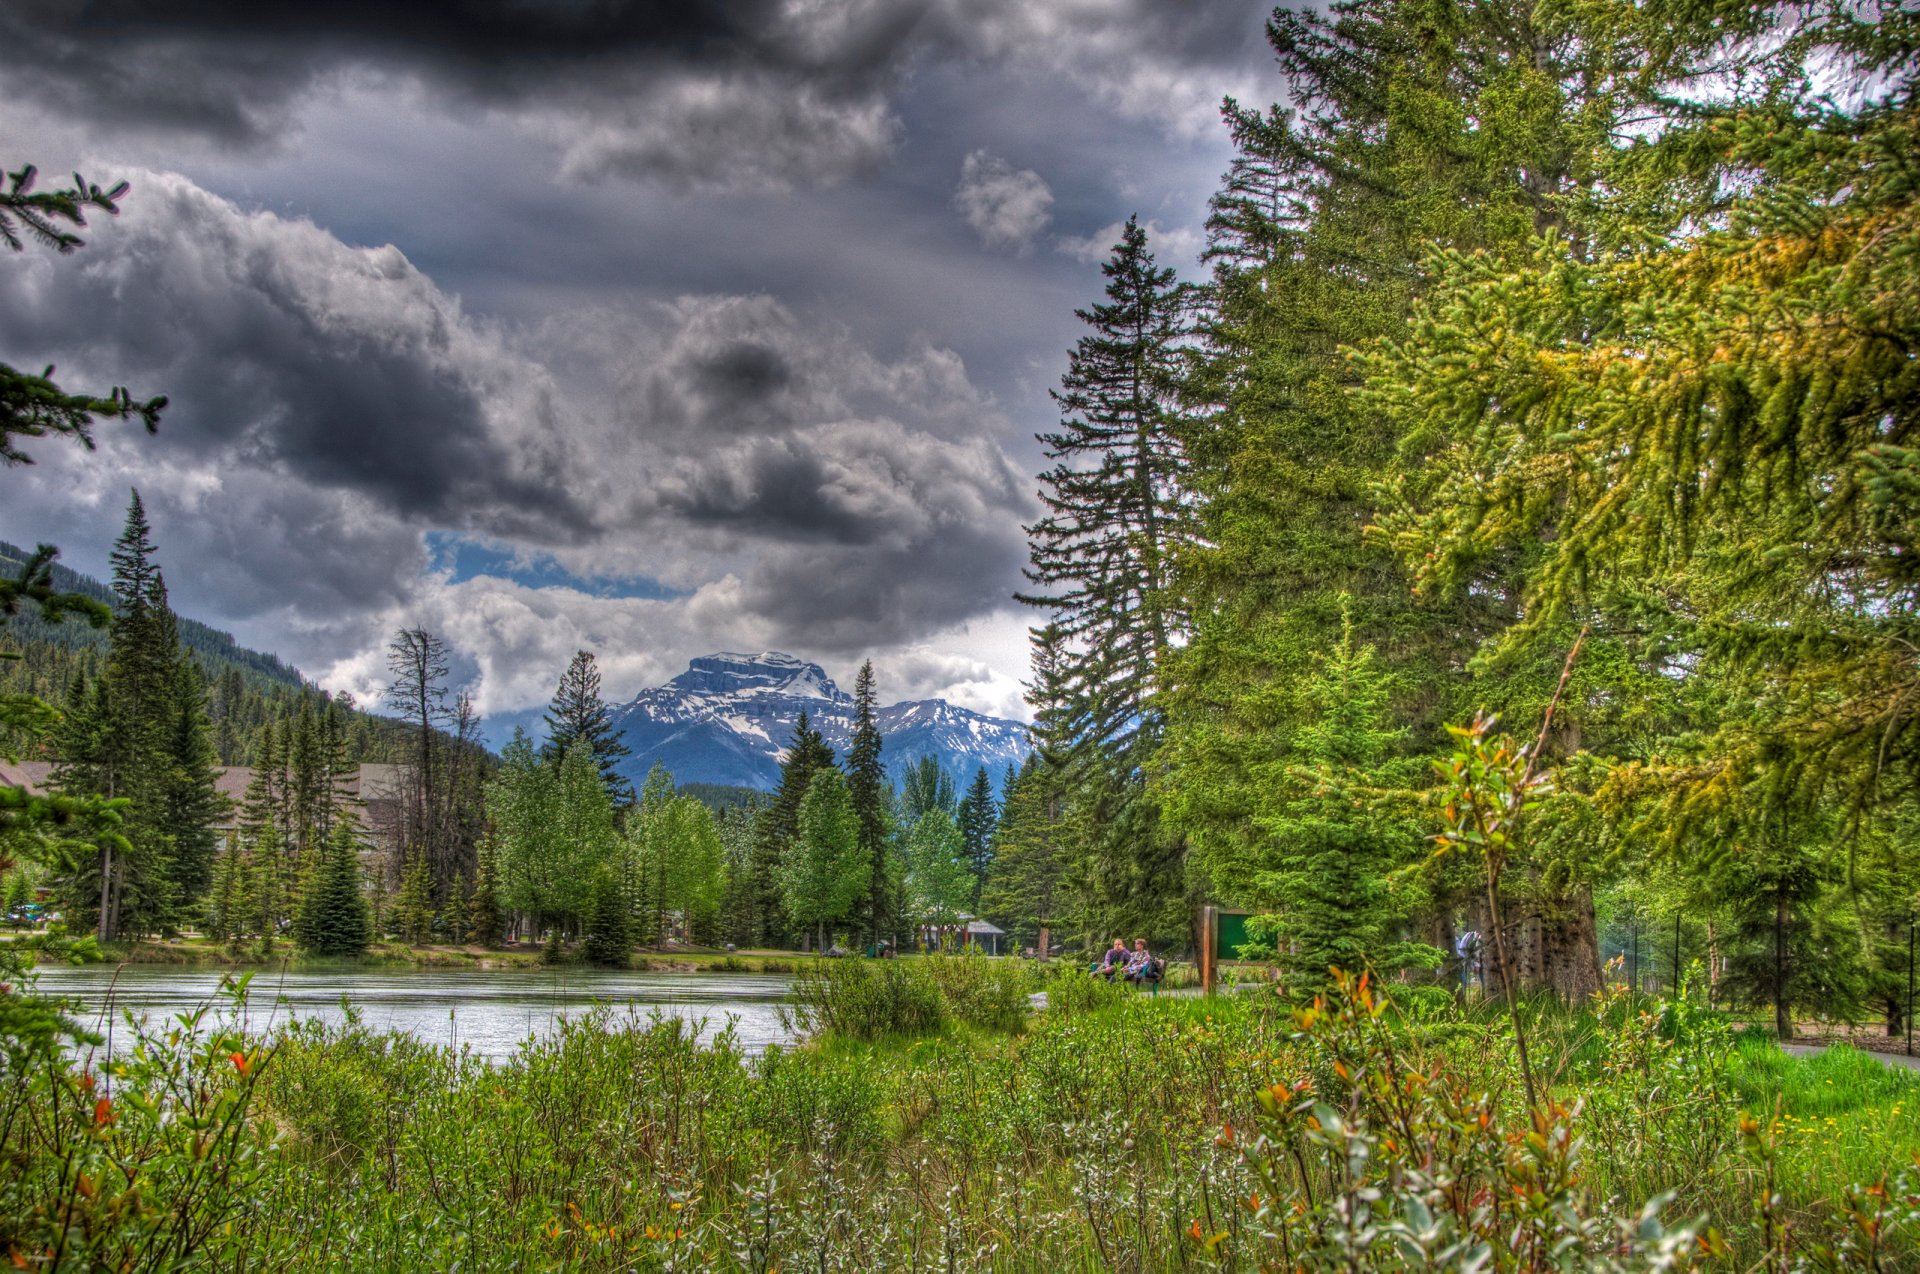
xmin=1774 ymin=889 xmax=1792 ymax=1040
xmin=96 ymin=844 xmax=114 ymax=944
xmin=1538 ymin=886 xmax=1604 ymax=1003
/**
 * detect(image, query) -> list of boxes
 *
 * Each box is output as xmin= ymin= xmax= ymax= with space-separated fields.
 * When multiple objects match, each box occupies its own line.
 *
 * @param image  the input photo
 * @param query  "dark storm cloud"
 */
xmin=0 ymin=0 xmax=1269 ymax=186
xmin=0 ymin=168 xmax=1035 ymax=667
xmin=0 ymin=170 xmax=596 ymax=550
xmin=584 ymin=292 xmax=1035 ymax=647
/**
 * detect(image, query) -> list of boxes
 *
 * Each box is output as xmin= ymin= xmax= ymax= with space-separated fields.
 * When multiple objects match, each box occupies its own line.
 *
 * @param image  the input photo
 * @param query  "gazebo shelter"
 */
xmin=961 ymin=918 xmax=1005 ymax=956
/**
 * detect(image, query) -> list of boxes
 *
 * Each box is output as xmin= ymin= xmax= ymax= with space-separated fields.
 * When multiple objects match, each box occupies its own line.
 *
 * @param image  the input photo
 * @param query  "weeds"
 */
xmin=2 ymin=954 xmax=1915 ymax=1270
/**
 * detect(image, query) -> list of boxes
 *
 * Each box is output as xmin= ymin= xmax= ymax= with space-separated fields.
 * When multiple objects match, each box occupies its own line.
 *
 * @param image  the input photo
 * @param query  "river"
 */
xmin=25 ymin=963 xmax=799 ymax=1061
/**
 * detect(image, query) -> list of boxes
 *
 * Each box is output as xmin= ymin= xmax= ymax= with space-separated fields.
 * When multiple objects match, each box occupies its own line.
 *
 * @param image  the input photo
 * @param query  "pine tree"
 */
xmin=980 ymin=755 xmax=1071 ymax=956
xmin=846 ymin=661 xmax=891 ymax=949
xmin=391 ymin=852 xmax=435 ymax=945
xmin=468 ymin=837 xmax=503 ymax=946
xmin=542 ymin=649 xmax=633 ymax=803
xmin=750 ymin=713 xmax=835 ymax=947
xmin=1256 ymin=610 xmax=1423 ymax=996
xmin=156 ymin=655 xmax=225 ymax=914
xmin=208 ymin=832 xmax=247 ymax=944
xmin=1019 ymin=218 xmax=1192 ymax=936
xmin=583 ymin=865 xmax=631 ymax=967
xmin=958 ymin=766 xmax=997 ymax=912
xmin=295 ymin=818 xmax=372 ymax=958
xmin=57 ymin=492 xmax=216 ymax=940
xmin=0 ymin=162 xmax=164 ymax=918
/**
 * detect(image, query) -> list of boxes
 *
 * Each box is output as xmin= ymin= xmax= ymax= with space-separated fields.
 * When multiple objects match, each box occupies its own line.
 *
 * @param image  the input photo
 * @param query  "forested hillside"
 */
xmin=0 ymin=538 xmax=409 ymax=765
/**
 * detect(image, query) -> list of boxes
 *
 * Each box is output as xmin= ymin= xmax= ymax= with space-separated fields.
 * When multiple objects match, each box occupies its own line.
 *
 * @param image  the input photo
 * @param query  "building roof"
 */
xmin=964 ymin=918 xmax=1005 ymax=936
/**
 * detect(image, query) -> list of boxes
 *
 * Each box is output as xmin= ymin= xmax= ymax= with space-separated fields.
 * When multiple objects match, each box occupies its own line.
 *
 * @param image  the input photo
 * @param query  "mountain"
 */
xmin=606 ymin=651 xmax=1032 ymax=792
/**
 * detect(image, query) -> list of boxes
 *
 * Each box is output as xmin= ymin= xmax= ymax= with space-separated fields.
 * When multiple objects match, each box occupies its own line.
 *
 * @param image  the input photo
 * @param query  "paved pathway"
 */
xmin=1780 ymin=1042 xmax=1920 ymax=1071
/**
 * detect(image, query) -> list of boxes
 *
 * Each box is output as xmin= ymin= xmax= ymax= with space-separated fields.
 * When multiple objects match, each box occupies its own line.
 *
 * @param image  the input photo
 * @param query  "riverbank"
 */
xmin=86 ymin=936 xmax=811 ymax=973
xmin=4 ymin=971 xmax=1914 ymax=1270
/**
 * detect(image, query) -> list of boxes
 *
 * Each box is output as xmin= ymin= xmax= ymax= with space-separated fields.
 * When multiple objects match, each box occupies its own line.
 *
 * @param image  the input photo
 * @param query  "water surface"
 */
xmin=28 ymin=963 xmax=797 ymax=1061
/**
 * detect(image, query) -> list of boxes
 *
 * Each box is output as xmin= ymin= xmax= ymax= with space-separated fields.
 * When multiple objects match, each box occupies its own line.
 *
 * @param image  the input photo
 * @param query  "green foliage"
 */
xmin=750 ymin=713 xmax=835 ymax=946
xmin=0 ymin=972 xmax=273 ymax=1271
xmin=846 ymin=661 xmax=892 ymax=948
xmin=957 ymin=764 xmax=996 ymax=910
xmin=294 ymin=819 xmax=372 ymax=958
xmin=622 ymin=763 xmax=726 ymax=945
xmin=902 ymin=808 xmax=971 ymax=935
xmin=2 ymin=962 xmax=1917 ymax=1269
xmin=582 ymin=865 xmax=631 ymax=967
xmin=390 ymin=853 xmax=435 ymax=945
xmin=784 ymin=958 xmax=947 ymax=1041
xmin=539 ymin=648 xmax=631 ymax=803
xmin=467 ymin=836 xmax=503 ymax=946
xmin=921 ymin=952 xmax=1034 ymax=1033
xmin=1021 ymin=215 xmax=1194 ymax=938
xmin=781 ymin=768 xmax=867 ymax=949
xmin=1039 ymin=964 xmax=1128 ymax=1015
xmin=489 ymin=733 xmax=613 ymax=932
xmin=980 ymin=754 xmax=1071 ymax=950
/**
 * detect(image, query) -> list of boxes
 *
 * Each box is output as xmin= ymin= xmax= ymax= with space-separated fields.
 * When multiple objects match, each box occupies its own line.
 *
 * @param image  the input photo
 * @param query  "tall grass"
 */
xmin=784 ymin=952 xmax=1036 ymax=1040
xmin=3 ymin=961 xmax=1916 ymax=1270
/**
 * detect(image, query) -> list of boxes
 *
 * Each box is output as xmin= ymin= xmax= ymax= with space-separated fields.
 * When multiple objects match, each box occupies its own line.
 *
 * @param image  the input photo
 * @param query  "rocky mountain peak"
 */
xmin=667 ymin=651 xmax=846 ymax=702
xmin=608 ymin=652 xmax=1030 ymax=791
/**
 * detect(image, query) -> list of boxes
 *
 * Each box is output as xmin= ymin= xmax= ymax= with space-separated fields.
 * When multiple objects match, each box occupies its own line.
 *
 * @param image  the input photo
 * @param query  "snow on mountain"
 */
xmin=606 ymin=652 xmax=1031 ymax=792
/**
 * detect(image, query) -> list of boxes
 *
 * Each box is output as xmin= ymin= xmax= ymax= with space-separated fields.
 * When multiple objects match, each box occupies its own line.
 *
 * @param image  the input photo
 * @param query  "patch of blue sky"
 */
xmin=425 ymin=531 xmax=683 ymax=601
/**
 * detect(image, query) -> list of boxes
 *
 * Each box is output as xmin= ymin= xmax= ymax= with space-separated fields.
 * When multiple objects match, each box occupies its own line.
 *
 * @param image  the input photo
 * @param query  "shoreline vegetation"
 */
xmin=2 ymin=957 xmax=1916 ymax=1270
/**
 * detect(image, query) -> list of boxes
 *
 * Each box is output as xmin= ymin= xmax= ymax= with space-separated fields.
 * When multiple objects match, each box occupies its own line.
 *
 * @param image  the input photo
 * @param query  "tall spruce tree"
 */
xmin=541 ymin=649 xmax=632 ymax=803
xmin=846 ymin=661 xmax=891 ymax=949
xmin=155 ymin=655 xmax=225 ymax=912
xmin=980 ymin=755 xmax=1071 ymax=957
xmin=1019 ymin=217 xmax=1192 ymax=936
xmin=56 ymin=492 xmax=218 ymax=940
xmin=468 ymin=835 xmax=503 ymax=947
xmin=583 ymin=864 xmax=632 ymax=966
xmin=958 ymin=766 xmax=997 ymax=912
xmin=295 ymin=818 xmax=372 ymax=957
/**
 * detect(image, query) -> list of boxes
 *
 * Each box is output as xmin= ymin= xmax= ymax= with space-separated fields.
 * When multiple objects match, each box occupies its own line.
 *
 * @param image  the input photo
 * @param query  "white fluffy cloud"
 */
xmin=953 ymin=150 xmax=1054 ymax=252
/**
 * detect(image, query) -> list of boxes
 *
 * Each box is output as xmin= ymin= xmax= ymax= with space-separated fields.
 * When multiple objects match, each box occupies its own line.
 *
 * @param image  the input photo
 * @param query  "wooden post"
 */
xmin=1200 ymin=904 xmax=1217 ymax=996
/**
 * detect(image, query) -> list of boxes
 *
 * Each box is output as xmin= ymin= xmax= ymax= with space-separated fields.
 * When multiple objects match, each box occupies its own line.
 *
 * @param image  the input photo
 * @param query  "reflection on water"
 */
xmin=27 ymin=964 xmax=798 ymax=1061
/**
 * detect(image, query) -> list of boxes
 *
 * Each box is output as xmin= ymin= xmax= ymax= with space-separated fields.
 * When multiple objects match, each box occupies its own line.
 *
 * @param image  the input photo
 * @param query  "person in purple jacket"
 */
xmin=1096 ymin=938 xmax=1129 ymax=979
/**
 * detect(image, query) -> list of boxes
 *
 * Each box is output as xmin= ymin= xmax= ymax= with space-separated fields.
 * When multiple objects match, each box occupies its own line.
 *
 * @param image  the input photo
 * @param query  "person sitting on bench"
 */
xmin=1095 ymin=938 xmax=1129 ymax=980
xmin=1123 ymin=938 xmax=1161 ymax=985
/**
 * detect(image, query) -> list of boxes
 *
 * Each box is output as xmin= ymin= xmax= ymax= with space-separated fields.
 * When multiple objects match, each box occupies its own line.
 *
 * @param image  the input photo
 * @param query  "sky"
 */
xmin=0 ymin=0 xmax=1276 ymax=731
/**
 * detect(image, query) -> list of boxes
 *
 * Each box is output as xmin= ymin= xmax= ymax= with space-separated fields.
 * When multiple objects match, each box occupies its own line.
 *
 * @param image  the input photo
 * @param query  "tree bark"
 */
xmin=1537 ymin=885 xmax=1605 ymax=1003
xmin=1774 ymin=889 xmax=1792 ymax=1039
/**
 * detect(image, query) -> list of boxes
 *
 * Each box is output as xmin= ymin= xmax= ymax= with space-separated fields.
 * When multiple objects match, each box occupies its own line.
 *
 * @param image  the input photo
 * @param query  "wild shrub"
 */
xmin=784 ymin=957 xmax=945 ymax=1041
xmin=1039 ymin=965 xmax=1128 ymax=1015
xmin=0 ymin=971 xmax=276 ymax=1271
xmin=922 ymin=952 xmax=1034 ymax=1032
